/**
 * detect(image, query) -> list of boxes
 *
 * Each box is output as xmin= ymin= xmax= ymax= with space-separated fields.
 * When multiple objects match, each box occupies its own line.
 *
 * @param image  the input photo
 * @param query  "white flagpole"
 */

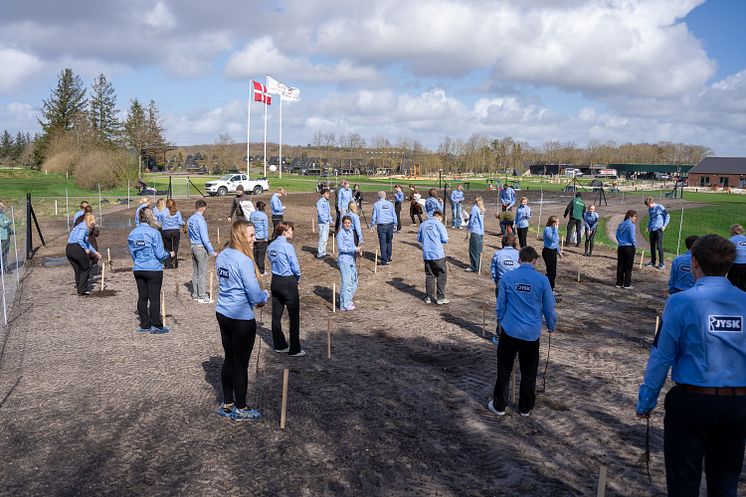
xmin=247 ymin=80 xmax=252 ymax=179
xmin=263 ymin=77 xmax=268 ymax=178
xmin=279 ymin=96 xmax=283 ymax=179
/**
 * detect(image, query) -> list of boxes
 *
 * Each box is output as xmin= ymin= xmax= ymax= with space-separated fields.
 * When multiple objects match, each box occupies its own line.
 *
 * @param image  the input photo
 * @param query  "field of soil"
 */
xmin=0 ymin=190 xmax=739 ymax=496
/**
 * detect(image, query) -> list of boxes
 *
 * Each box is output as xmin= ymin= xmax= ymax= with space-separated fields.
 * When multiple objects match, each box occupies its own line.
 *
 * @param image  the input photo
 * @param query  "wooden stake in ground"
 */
xmin=255 ymin=334 xmax=262 ymax=374
xmin=54 ymin=199 xmax=58 ymax=216
xmin=596 ymin=465 xmax=608 ymax=497
xmin=107 ymin=248 xmax=112 ymax=271
xmin=280 ymin=368 xmax=289 ymax=430
xmin=161 ymin=288 xmax=166 ymax=326
xmin=312 ymin=218 xmax=315 ymax=233
xmin=655 ymin=315 xmax=660 ymax=337
xmin=639 ymin=249 xmax=645 ymax=269
xmin=577 ymin=266 xmax=581 ymax=283
xmin=209 ymin=270 xmax=214 ymax=303
xmin=332 ymin=232 xmax=336 ymax=254
xmin=217 ymin=227 xmax=221 ymax=246
xmin=100 ymin=259 xmax=106 ymax=292
xmin=481 ymin=305 xmax=486 ymax=337
xmin=374 ymin=248 xmax=378 ymax=273
xmin=327 ymin=316 xmax=331 ymax=359
xmin=511 ymin=361 xmax=517 ymax=405
xmin=478 ymin=253 xmax=484 ymax=275
xmin=332 ymin=283 xmax=336 ymax=313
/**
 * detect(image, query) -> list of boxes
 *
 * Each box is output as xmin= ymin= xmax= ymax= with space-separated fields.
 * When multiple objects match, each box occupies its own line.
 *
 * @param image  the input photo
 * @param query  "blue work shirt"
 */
xmin=543 ymin=226 xmax=561 ymax=254
xmin=668 ymin=251 xmax=695 ymax=294
xmin=153 ymin=207 xmax=166 ymax=225
xmin=249 ymin=210 xmax=269 ymax=241
xmin=500 ymin=187 xmax=516 ymax=210
xmin=497 ymin=263 xmax=556 ymax=341
xmin=337 ymin=187 xmax=353 ymax=213
xmin=187 ymin=212 xmax=215 ymax=254
xmin=731 ymin=234 xmax=746 ymax=264
xmin=337 ymin=226 xmax=358 ymax=266
xmin=637 ymin=276 xmax=746 ymax=414
xmin=418 ymin=219 xmax=448 ymax=260
xmin=67 ymin=222 xmax=96 ymax=254
xmin=317 ymin=197 xmax=331 ymax=224
xmin=450 ymin=189 xmax=464 ymax=205
xmin=425 ymin=197 xmax=443 ymax=219
xmin=215 ymin=248 xmax=269 ymax=320
xmin=616 ymin=219 xmax=637 ymax=248
xmin=515 ymin=205 xmax=531 ymax=229
xmin=161 ymin=210 xmax=185 ymax=231
xmin=371 ymin=199 xmax=396 ymax=226
xmin=128 ymin=225 xmax=168 ymax=271
xmin=647 ymin=204 xmax=670 ymax=231
xmin=270 ymin=193 xmax=285 ymax=216
xmin=134 ymin=203 xmax=149 ymax=227
xmin=394 ymin=191 xmax=405 ymax=204
xmin=491 ymin=247 xmax=520 ymax=284
xmin=584 ymin=211 xmax=599 ymax=231
xmin=268 ymin=236 xmax=301 ymax=279
xmin=72 ymin=210 xmax=85 ymax=225
xmin=348 ymin=212 xmax=363 ymax=243
xmin=467 ymin=205 xmax=485 ymax=235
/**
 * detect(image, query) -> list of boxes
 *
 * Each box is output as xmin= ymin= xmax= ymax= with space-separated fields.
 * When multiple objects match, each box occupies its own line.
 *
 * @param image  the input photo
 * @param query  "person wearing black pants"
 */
xmin=66 ymin=212 xmax=101 ymax=295
xmin=161 ymin=229 xmax=180 ymax=268
xmin=615 ymin=210 xmax=638 ymax=289
xmin=216 ymin=313 xmax=256 ymax=416
xmin=494 ymin=332 xmax=541 ymax=413
xmin=160 ymin=199 xmax=185 ymax=269
xmin=133 ymin=271 xmax=164 ymax=329
xmin=270 ymin=275 xmax=301 ymax=354
xmin=541 ymin=216 xmax=561 ymax=291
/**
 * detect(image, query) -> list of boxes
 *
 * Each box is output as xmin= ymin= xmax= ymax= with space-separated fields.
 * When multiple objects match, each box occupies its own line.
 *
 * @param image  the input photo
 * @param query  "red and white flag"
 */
xmin=252 ymin=80 xmax=272 ymax=105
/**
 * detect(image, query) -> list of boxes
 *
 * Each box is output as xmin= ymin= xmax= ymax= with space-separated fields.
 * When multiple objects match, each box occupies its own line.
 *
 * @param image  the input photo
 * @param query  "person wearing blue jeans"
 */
xmin=316 ymin=189 xmax=332 ymax=257
xmin=337 ymin=216 xmax=361 ymax=311
xmin=466 ymin=196 xmax=485 ymax=272
xmin=370 ymin=191 xmax=396 ymax=265
xmin=450 ymin=185 xmax=464 ymax=229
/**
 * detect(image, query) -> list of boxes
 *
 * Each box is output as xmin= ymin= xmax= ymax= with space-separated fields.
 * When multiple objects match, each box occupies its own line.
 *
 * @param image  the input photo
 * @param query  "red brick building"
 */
xmin=688 ymin=157 xmax=746 ymax=189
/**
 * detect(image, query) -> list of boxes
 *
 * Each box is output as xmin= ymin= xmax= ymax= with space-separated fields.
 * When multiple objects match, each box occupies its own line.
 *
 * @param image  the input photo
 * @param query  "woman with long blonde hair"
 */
xmin=160 ymin=198 xmax=185 ymax=269
xmin=66 ymin=212 xmax=102 ymax=295
xmin=214 ymin=219 xmax=269 ymax=421
xmin=466 ymin=196 xmax=485 ymax=272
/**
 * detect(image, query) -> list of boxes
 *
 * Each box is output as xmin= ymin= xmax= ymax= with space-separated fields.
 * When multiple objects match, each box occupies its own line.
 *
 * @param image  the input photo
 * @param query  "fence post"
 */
xmin=25 ymin=193 xmax=33 ymax=260
xmin=11 ymin=206 xmax=20 ymax=285
xmin=98 ymin=183 xmax=103 ymax=227
xmin=127 ymin=179 xmax=131 ymax=208
xmin=536 ymin=190 xmax=544 ymax=239
xmin=676 ymin=204 xmax=684 ymax=256
xmin=65 ymin=189 xmax=70 ymax=233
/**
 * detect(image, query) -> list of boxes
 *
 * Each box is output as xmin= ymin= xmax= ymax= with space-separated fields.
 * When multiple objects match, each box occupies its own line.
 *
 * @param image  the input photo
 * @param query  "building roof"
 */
xmin=608 ymin=163 xmax=693 ymax=173
xmin=689 ymin=157 xmax=746 ymax=175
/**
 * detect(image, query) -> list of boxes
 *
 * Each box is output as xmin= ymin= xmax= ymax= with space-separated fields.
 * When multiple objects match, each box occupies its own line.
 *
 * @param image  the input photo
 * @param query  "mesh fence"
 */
xmin=0 ymin=196 xmax=27 ymax=330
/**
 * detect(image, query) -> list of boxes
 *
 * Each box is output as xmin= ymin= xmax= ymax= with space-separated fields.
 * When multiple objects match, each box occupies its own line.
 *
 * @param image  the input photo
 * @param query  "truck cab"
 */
xmin=205 ymin=174 xmax=269 ymax=196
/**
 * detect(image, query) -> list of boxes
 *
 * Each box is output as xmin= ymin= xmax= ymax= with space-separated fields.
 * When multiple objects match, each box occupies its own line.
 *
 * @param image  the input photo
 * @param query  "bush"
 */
xmin=43 ymin=150 xmax=78 ymax=174
xmin=73 ymin=149 xmax=138 ymax=190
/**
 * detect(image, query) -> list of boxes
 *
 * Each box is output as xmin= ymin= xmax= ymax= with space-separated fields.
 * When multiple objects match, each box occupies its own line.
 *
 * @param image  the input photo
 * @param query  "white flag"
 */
xmin=266 ymin=75 xmax=301 ymax=101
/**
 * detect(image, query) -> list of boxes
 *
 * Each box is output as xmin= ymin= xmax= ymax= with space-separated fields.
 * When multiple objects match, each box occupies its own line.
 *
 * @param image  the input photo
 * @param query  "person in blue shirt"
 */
xmin=66 ymin=212 xmax=102 ymax=295
xmin=369 ymin=191 xmax=397 ymax=265
xmin=542 ymin=216 xmax=562 ymax=291
xmin=514 ymin=197 xmax=531 ymax=247
xmin=615 ymin=209 xmax=638 ymax=289
xmin=347 ymin=201 xmax=364 ymax=246
xmin=316 ymin=189 xmax=332 ymax=258
xmin=583 ymin=204 xmax=599 ymax=257
xmin=249 ymin=201 xmax=269 ymax=274
xmin=135 ymin=196 xmax=151 ymax=227
xmin=425 ymin=189 xmax=443 ymax=220
xmin=336 ymin=180 xmax=353 ymax=232
xmin=488 ymin=246 xmax=556 ymax=418
xmin=270 ymin=187 xmax=286 ymax=234
xmin=728 ymin=223 xmax=746 ymax=291
xmin=450 ymin=185 xmax=465 ymax=229
xmin=128 ymin=207 xmax=174 ymax=334
xmin=500 ymin=183 xmax=516 ymax=211
xmin=668 ymin=235 xmax=697 ymax=294
xmin=268 ymin=222 xmax=304 ymax=356
xmin=466 ymin=196 xmax=486 ymax=272
xmin=215 ymin=219 xmax=269 ymax=422
xmin=418 ymin=210 xmax=449 ymax=304
xmin=72 ymin=200 xmax=89 ymax=226
xmin=393 ymin=184 xmax=405 ymax=231
xmin=153 ymin=198 xmax=166 ymax=226
xmin=187 ymin=200 xmax=217 ymax=303
xmin=636 ymin=234 xmax=746 ymax=497
xmin=338 ymin=216 xmax=362 ymax=311
xmin=0 ymin=201 xmax=13 ymax=272
xmin=644 ymin=197 xmax=670 ymax=269
xmin=160 ymin=198 xmax=185 ymax=269
xmin=491 ymin=233 xmax=520 ymax=301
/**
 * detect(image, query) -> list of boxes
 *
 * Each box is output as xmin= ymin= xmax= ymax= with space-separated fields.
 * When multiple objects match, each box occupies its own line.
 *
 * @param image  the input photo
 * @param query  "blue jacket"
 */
xmin=161 ymin=210 xmax=185 ymax=231
xmin=647 ymin=204 xmax=670 ymax=231
xmin=584 ymin=211 xmax=599 ymax=231
xmin=0 ymin=212 xmax=12 ymax=241
xmin=317 ymin=197 xmax=331 ymax=224
xmin=135 ymin=203 xmax=148 ymax=227
xmin=153 ymin=207 xmax=166 ymax=225
xmin=467 ymin=205 xmax=484 ymax=235
xmin=337 ymin=226 xmax=358 ymax=266
xmin=500 ymin=187 xmax=516 ymax=210
xmin=394 ymin=191 xmax=405 ymax=204
xmin=497 ymin=263 xmax=557 ymax=341
xmin=67 ymin=222 xmax=96 ymax=254
xmin=128 ymin=225 xmax=168 ymax=271
xmin=72 ymin=209 xmax=85 ymax=225
xmin=270 ymin=193 xmax=285 ymax=216
xmin=731 ymin=234 xmax=746 ymax=264
xmin=515 ymin=205 xmax=531 ymax=229
xmin=616 ymin=219 xmax=637 ymax=248
xmin=668 ymin=252 xmax=695 ymax=294
xmin=337 ymin=187 xmax=353 ymax=213
xmin=418 ymin=219 xmax=448 ymax=260
xmin=249 ymin=211 xmax=269 ymax=241
xmin=348 ymin=212 xmax=363 ymax=243
xmin=187 ymin=212 xmax=215 ymax=254
xmin=215 ymin=248 xmax=269 ymax=320
xmin=543 ymin=226 xmax=561 ymax=254
xmin=425 ymin=197 xmax=443 ymax=219
xmin=268 ymin=236 xmax=301 ymax=279
xmin=450 ymin=189 xmax=464 ymax=205
xmin=371 ymin=199 xmax=396 ymax=226
xmin=637 ymin=277 xmax=746 ymax=414
xmin=491 ymin=247 xmax=520 ymax=284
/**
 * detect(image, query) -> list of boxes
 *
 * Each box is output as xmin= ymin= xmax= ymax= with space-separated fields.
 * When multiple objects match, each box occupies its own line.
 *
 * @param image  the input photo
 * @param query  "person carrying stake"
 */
xmin=370 ymin=191 xmax=397 ymax=266
xmin=488 ymin=246 xmax=556 ymax=418
xmin=316 ymin=188 xmax=332 ymax=258
xmin=268 ymin=222 xmax=304 ymax=356
xmin=636 ymin=234 xmax=746 ymax=497
xmin=644 ymin=197 xmax=670 ymax=269
xmin=668 ymin=235 xmax=697 ymax=294
xmin=563 ymin=192 xmax=585 ymax=248
xmin=583 ymin=204 xmax=599 ymax=257
xmin=128 ymin=207 xmax=174 ymax=334
xmin=338 ymin=215 xmax=362 ymax=311
xmin=418 ymin=210 xmax=449 ymax=305
xmin=187 ymin=200 xmax=217 ymax=303
xmin=249 ymin=201 xmax=269 ymax=274
xmin=215 ymin=219 xmax=269 ymax=422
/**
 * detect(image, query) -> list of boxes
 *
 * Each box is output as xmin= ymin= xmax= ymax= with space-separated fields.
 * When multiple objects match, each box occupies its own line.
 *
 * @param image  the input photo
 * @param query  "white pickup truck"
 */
xmin=204 ymin=174 xmax=269 ymax=196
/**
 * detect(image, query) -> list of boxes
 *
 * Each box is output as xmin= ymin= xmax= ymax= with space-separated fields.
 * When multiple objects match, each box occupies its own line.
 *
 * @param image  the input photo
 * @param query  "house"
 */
xmin=688 ymin=157 xmax=746 ymax=188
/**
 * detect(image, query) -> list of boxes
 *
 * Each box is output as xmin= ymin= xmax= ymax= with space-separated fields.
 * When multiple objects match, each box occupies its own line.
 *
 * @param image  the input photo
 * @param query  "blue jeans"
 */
xmin=317 ymin=222 xmax=329 ymax=257
xmin=338 ymin=261 xmax=358 ymax=309
xmin=377 ymin=223 xmax=394 ymax=263
xmin=469 ymin=233 xmax=483 ymax=271
xmin=451 ymin=203 xmax=462 ymax=228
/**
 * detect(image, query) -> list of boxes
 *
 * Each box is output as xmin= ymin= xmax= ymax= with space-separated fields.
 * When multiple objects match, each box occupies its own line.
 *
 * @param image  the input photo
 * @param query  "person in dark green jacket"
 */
xmin=0 ymin=201 xmax=13 ymax=272
xmin=563 ymin=193 xmax=586 ymax=247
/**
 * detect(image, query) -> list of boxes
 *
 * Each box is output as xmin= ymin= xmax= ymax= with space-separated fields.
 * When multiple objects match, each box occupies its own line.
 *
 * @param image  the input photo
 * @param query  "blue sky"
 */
xmin=1 ymin=0 xmax=745 ymax=155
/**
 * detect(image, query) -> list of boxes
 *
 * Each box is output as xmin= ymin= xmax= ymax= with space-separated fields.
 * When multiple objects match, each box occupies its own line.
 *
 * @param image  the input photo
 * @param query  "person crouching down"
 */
xmin=418 ymin=210 xmax=449 ymax=304
xmin=128 ymin=207 xmax=174 ymax=334
xmin=338 ymin=216 xmax=362 ymax=311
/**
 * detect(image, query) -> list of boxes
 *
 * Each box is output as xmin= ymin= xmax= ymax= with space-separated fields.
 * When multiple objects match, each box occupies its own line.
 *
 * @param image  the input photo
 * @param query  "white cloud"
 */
xmin=0 ymin=47 xmax=44 ymax=91
xmin=0 ymin=102 xmax=40 ymax=133
xmin=144 ymin=1 xmax=177 ymax=31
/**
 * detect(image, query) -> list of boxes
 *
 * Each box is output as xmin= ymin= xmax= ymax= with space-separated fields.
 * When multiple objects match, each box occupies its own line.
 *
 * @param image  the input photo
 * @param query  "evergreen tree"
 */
xmin=12 ymin=131 xmax=26 ymax=160
xmin=39 ymin=68 xmax=87 ymax=133
xmin=145 ymin=100 xmax=166 ymax=148
xmin=0 ymin=130 xmax=11 ymax=159
xmin=88 ymin=73 xmax=120 ymax=144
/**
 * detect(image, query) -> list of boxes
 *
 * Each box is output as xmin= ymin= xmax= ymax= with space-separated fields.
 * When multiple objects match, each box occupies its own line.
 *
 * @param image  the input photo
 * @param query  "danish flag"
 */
xmin=252 ymin=80 xmax=272 ymax=105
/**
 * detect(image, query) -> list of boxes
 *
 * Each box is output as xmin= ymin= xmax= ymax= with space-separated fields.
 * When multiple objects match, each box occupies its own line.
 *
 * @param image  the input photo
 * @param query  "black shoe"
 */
xmin=583 ymin=252 xmax=588 ymax=256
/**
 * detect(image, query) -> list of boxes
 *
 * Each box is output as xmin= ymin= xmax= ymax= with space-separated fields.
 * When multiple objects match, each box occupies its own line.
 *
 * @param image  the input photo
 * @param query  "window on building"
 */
xmin=700 ymin=176 xmax=709 ymax=186
xmin=719 ymin=176 xmax=729 ymax=187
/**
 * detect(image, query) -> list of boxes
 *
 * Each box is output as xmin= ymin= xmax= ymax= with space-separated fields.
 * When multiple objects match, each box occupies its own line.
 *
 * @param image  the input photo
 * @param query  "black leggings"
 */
xmin=650 ymin=229 xmax=665 ymax=265
xmin=492 ymin=332 xmax=541 ymax=413
xmin=727 ymin=263 xmax=746 ymax=292
xmin=216 ymin=313 xmax=256 ymax=409
xmin=584 ymin=228 xmax=597 ymax=254
xmin=162 ymin=229 xmax=180 ymax=269
xmin=542 ymin=247 xmax=557 ymax=290
xmin=253 ymin=240 xmax=268 ymax=274
xmin=270 ymin=275 xmax=301 ymax=354
xmin=133 ymin=270 xmax=163 ymax=329
xmin=66 ymin=243 xmax=91 ymax=295
xmin=616 ymin=246 xmax=636 ymax=287
xmin=517 ymin=227 xmax=528 ymax=248
xmin=395 ymin=202 xmax=402 ymax=231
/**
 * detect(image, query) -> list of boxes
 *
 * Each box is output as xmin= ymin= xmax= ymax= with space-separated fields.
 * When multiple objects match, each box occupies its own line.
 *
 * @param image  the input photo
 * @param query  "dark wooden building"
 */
xmin=689 ymin=157 xmax=746 ymax=188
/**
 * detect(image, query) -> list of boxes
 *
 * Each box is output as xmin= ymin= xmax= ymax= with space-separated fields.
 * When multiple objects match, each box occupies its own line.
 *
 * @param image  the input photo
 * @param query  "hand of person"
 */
xmin=661 ymin=227 xmax=666 ymax=232
xmin=95 ymin=252 xmax=102 ymax=260
xmin=548 ymin=328 xmax=556 ymax=334
xmin=210 ymin=252 xmax=217 ymax=257
xmin=170 ymin=251 xmax=176 ymax=258
xmin=636 ymin=411 xmax=650 ymax=419
xmin=85 ymin=249 xmax=90 ymax=255
xmin=255 ymin=302 xmax=266 ymax=308
xmin=558 ymin=252 xmax=563 ymax=259
xmin=369 ymin=227 xmax=375 ymax=233
xmin=228 ymin=217 xmax=232 ymax=222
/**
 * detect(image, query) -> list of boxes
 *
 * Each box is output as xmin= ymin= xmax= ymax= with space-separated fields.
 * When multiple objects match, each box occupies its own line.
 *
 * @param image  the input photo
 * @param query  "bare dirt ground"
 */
xmin=0 ymin=190 xmax=740 ymax=496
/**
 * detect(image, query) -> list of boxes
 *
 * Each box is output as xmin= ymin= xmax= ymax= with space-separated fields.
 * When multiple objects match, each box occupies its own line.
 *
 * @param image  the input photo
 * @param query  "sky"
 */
xmin=1 ymin=0 xmax=746 ymax=155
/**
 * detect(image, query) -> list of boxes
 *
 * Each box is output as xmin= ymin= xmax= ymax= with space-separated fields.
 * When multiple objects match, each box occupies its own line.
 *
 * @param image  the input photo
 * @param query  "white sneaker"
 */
xmin=197 ymin=297 xmax=212 ymax=304
xmin=423 ymin=297 xmax=432 ymax=304
xmin=436 ymin=299 xmax=450 ymax=305
xmin=289 ymin=349 xmax=306 ymax=357
xmin=520 ymin=411 xmax=530 ymax=417
xmin=487 ymin=400 xmax=505 ymax=416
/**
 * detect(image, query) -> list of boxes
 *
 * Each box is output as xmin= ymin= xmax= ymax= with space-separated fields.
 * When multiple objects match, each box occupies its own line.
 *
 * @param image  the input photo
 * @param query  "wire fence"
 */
xmin=0 ymin=196 xmax=28 ymax=331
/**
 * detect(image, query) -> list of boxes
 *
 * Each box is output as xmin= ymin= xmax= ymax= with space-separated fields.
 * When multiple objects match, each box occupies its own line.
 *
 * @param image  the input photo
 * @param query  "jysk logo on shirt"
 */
xmin=382 ymin=205 xmax=390 ymax=210
xmin=269 ymin=250 xmax=278 ymax=258
xmin=515 ymin=283 xmax=532 ymax=292
xmin=504 ymin=260 xmax=514 ymax=267
xmin=739 ymin=242 xmax=746 ymax=247
xmin=135 ymin=240 xmax=146 ymax=247
xmin=425 ymin=225 xmax=434 ymax=232
xmin=680 ymin=264 xmax=690 ymax=272
xmin=708 ymin=315 xmax=743 ymax=333
xmin=218 ymin=267 xmax=230 ymax=279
